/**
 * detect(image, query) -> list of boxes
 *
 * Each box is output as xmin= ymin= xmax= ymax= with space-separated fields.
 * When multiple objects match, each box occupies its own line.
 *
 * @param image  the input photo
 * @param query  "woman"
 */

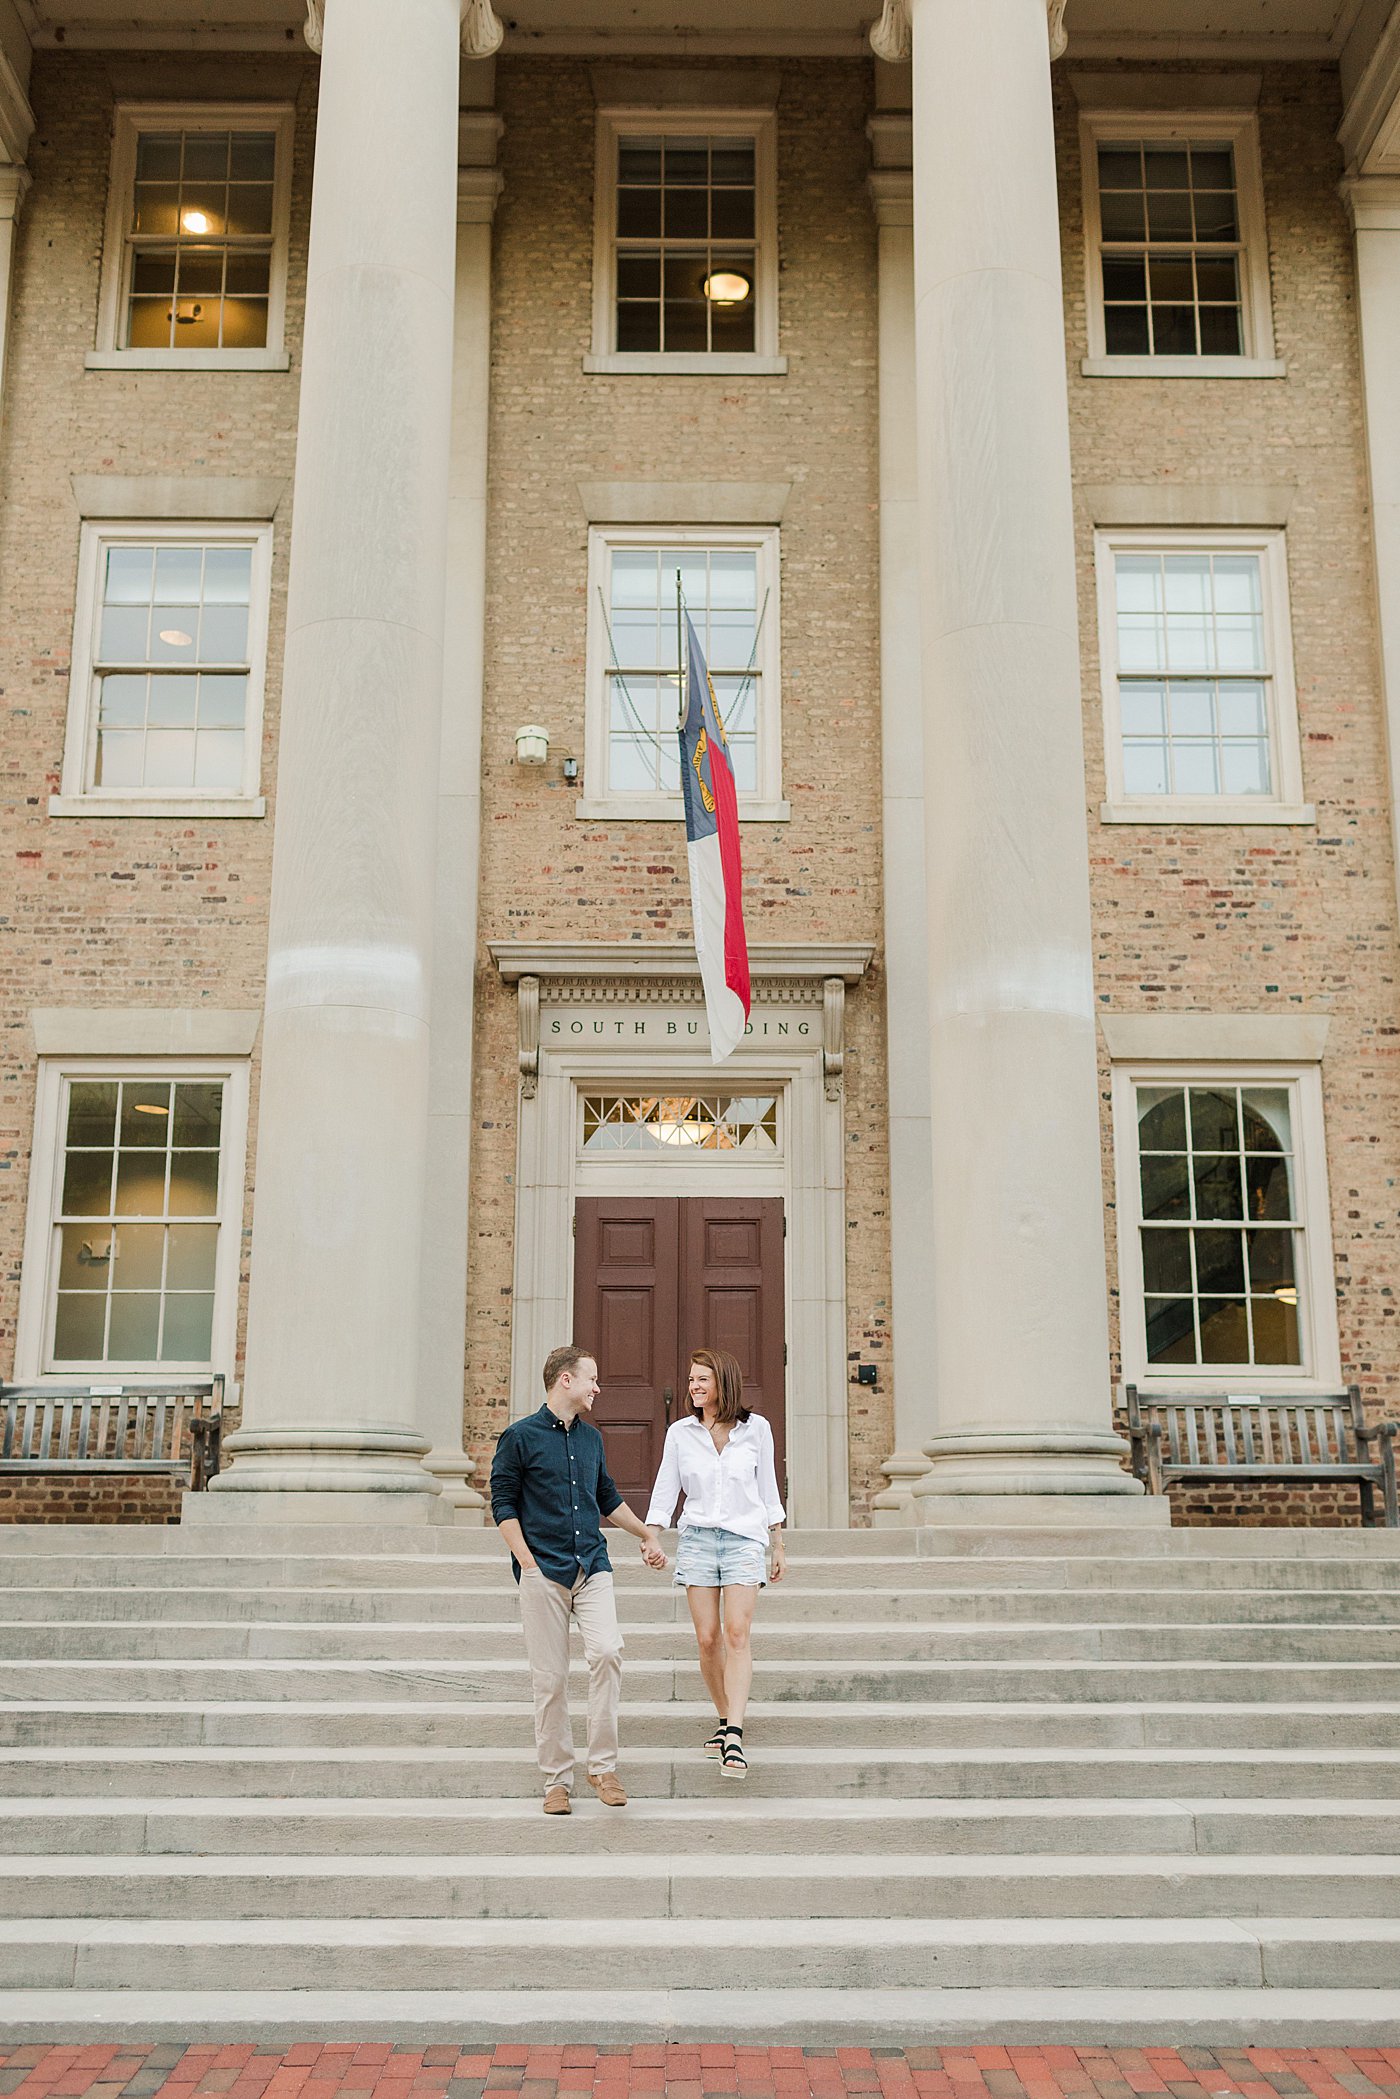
xmin=644 ymin=1346 xmax=786 ymax=1778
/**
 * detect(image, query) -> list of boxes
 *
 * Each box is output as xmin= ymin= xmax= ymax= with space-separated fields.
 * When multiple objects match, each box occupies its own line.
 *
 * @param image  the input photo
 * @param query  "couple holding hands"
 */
xmin=489 ymin=1342 xmax=787 ymax=1812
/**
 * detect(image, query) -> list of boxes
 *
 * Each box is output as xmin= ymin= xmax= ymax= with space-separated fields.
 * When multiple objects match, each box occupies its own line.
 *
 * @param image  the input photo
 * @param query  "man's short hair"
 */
xmin=543 ymin=1343 xmax=594 ymax=1393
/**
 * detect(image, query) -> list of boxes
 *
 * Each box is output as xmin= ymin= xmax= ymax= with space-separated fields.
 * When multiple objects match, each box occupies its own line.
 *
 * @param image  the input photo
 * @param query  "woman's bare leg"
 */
xmin=719 ymin=1583 xmax=758 ymax=1728
xmin=686 ymin=1584 xmax=728 ymax=1717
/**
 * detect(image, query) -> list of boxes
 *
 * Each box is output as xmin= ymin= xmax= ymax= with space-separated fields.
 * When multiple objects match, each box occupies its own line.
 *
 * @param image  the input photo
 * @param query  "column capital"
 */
xmin=1342 ymin=172 xmax=1400 ymax=232
xmin=870 ymin=0 xmax=1068 ymax=64
xmin=306 ymin=0 xmax=503 ymax=58
xmin=459 ymin=107 xmax=504 ymax=223
xmin=868 ymin=168 xmax=913 ymax=227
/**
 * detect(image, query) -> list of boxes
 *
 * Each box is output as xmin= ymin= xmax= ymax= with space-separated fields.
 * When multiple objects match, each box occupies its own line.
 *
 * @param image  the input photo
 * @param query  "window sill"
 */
xmin=1123 ymin=1372 xmax=1340 ymax=1399
xmin=85 ymin=350 xmax=291 ymax=373
xmin=583 ymin=352 xmax=788 ymax=377
xmin=1081 ymin=355 xmax=1286 ymax=380
xmin=49 ymin=793 xmax=267 ymax=820
xmin=1099 ymin=799 xmax=1314 ymax=826
xmin=575 ymin=795 xmax=791 ymax=824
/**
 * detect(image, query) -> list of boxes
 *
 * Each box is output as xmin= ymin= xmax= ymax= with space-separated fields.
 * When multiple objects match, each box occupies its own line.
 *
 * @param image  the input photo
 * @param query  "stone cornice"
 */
xmin=868 ymin=167 xmax=913 ymax=227
xmin=0 ymin=44 xmax=33 ymax=168
xmin=0 ymin=162 xmax=29 ymax=219
xmin=490 ymin=941 xmax=874 ymax=989
xmin=1341 ymin=172 xmax=1400 ymax=232
xmin=1340 ymin=0 xmax=1400 ymax=178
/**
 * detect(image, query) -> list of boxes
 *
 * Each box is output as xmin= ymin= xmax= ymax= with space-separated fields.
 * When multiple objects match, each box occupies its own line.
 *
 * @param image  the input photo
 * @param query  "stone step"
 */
xmin=6 ymin=1619 xmax=1397 ymax=1663
xmin=7 ymin=1741 xmax=1399 ymax=1800
xmin=1 ymin=1981 xmax=1398 ymax=2047
xmin=8 ymin=1584 xmax=1400 ymax=1624
xmin=1 ymin=1794 xmax=1389 ymax=1859
xmin=3 ymin=1915 xmax=1398 ymax=1995
xmin=3 ymin=1552 xmax=1400 ymax=1593
xmin=1 ymin=1655 xmax=1392 ymax=1701
xmin=4 ymin=1698 xmax=1396 ymax=1751
xmin=2 ymin=1850 xmax=1396 ymax=1920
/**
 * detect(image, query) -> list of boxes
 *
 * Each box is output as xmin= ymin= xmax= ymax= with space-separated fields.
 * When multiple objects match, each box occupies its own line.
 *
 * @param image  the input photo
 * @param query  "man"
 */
xmin=490 ymin=1343 xmax=668 ymax=1815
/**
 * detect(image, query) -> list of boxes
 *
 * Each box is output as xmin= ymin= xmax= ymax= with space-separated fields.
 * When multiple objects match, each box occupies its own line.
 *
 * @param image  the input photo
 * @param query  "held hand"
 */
xmin=641 ymin=1531 xmax=668 ymax=1570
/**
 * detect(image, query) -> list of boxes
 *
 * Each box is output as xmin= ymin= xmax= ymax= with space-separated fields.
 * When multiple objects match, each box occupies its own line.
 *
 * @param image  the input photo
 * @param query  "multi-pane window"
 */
xmin=613 ymin=133 xmax=757 ymax=354
xmin=1135 ymin=1082 xmax=1302 ymax=1370
xmin=1113 ymin=549 xmax=1271 ymax=798
xmin=122 ymin=127 xmax=277 ymax=350
xmin=49 ymin=1077 xmax=226 ymax=1369
xmin=1097 ymin=138 xmax=1244 ymax=356
xmin=588 ymin=529 xmax=782 ymax=809
xmin=62 ymin=523 xmax=272 ymax=806
xmin=583 ymin=1094 xmax=779 ymax=1154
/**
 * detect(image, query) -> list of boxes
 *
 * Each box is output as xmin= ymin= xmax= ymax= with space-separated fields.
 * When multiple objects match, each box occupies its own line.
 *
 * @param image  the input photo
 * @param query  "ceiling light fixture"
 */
xmin=181 ymin=209 xmax=212 ymax=234
xmin=132 ymin=1103 xmax=170 ymax=1116
xmin=159 ymin=629 xmax=194 ymax=647
xmin=703 ymin=271 xmax=751 ymax=307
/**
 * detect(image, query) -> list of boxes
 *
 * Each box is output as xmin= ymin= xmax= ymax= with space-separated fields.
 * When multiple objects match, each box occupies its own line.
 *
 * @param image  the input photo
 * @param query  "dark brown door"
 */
xmin=574 ymin=1194 xmax=786 ymax=1515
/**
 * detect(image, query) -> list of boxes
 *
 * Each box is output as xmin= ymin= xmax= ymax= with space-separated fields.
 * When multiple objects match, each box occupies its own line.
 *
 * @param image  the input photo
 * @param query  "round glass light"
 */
xmin=181 ymin=209 xmax=213 ymax=235
xmin=159 ymin=629 xmax=194 ymax=647
xmin=703 ymin=271 xmax=751 ymax=308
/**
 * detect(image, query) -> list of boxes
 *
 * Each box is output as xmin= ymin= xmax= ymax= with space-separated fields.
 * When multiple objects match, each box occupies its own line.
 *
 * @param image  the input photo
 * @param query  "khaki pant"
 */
xmin=517 ymin=1567 xmax=624 ymax=1791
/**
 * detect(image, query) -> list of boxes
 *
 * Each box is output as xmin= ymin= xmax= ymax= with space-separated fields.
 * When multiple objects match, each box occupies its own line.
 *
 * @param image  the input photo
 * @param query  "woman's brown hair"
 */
xmin=686 ymin=1346 xmax=750 ymax=1426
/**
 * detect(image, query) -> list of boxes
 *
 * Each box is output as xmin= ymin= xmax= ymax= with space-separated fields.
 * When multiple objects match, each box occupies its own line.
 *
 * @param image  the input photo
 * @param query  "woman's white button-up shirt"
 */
xmin=645 ymin=1412 xmax=786 ymax=1547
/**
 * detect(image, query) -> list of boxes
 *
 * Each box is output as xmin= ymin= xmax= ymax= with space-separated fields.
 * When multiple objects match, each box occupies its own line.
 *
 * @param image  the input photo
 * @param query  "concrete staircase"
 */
xmin=1 ymin=1520 xmax=1399 ymax=2044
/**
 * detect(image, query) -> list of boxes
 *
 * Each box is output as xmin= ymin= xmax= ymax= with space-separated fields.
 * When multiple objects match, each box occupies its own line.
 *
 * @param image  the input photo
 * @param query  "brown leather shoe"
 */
xmin=543 ymin=1785 xmax=572 ymax=1815
xmin=587 ymin=1771 xmax=628 ymax=1807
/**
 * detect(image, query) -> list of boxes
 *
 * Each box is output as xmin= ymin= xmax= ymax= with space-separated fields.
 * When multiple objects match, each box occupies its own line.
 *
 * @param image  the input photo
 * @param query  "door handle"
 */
xmin=663 ymin=1386 xmax=674 ymax=1422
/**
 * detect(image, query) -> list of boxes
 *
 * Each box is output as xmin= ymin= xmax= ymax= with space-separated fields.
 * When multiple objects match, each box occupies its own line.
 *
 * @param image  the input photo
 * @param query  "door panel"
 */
xmin=573 ymin=1197 xmax=679 ymax=1512
xmin=575 ymin=1192 xmax=787 ymax=1516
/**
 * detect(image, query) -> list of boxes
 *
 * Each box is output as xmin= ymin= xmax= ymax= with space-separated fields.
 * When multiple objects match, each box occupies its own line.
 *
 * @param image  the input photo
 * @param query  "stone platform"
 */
xmin=0 ymin=1522 xmax=1398 ymax=2043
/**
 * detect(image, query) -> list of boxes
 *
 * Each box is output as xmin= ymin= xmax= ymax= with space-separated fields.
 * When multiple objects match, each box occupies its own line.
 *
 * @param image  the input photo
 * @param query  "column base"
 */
xmin=208 ymin=1422 xmax=443 ymax=1504
xmin=871 ymin=1450 xmax=934 ymax=1527
xmin=423 ymin=1449 xmax=488 ymax=1525
xmin=914 ymin=1425 xmax=1145 ymax=1501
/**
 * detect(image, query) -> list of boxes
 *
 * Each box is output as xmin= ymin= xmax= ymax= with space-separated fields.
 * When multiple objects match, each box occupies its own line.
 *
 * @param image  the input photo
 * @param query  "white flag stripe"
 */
xmin=687 ymin=836 xmax=747 ymax=1060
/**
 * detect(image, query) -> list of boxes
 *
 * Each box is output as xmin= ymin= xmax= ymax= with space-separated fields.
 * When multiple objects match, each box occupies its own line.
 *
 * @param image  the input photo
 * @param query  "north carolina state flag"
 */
xmin=679 ymin=611 xmax=751 ymax=1061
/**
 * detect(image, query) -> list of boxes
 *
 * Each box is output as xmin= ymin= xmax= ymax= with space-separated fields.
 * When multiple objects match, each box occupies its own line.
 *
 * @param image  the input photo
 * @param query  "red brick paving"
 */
xmin=0 ymin=2053 xmax=1396 ymax=2099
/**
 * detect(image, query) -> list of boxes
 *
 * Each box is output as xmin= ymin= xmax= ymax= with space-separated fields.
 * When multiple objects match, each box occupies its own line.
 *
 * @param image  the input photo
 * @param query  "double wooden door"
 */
xmin=573 ymin=1195 xmax=786 ymax=1515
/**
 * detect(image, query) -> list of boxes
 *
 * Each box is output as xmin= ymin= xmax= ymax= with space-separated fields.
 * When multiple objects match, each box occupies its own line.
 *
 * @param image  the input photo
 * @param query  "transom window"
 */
xmin=1094 ymin=528 xmax=1305 ymax=821
xmin=1079 ymin=112 xmax=1275 ymax=373
xmin=60 ymin=522 xmax=272 ymax=810
xmin=1134 ymin=1082 xmax=1301 ymax=1370
xmin=49 ymin=1077 xmax=226 ymax=1370
xmin=1113 ymin=549 xmax=1269 ymax=797
xmin=1097 ymin=139 xmax=1242 ymax=356
xmin=592 ymin=112 xmax=778 ymax=367
xmin=582 ymin=526 xmax=784 ymax=820
xmin=96 ymin=105 xmax=293 ymax=362
xmin=583 ymin=1094 xmax=779 ymax=1153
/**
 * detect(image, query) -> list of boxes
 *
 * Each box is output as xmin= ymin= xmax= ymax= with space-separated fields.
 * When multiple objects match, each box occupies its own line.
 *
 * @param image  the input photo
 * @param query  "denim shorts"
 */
xmin=673 ymin=1524 xmax=768 ymax=1589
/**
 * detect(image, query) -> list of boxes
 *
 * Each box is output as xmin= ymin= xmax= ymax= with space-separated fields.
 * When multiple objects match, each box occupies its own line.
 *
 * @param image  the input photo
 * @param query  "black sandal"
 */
xmin=720 ymin=1724 xmax=747 ymax=1778
xmin=703 ymin=1720 xmax=727 ymax=1760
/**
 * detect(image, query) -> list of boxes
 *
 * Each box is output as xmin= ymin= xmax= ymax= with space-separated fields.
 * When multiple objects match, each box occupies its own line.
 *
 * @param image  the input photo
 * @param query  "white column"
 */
xmin=210 ymin=0 xmax=462 ymax=1518
xmin=417 ymin=100 xmax=503 ymax=1522
xmin=866 ymin=100 xmax=937 ymax=1524
xmin=902 ymin=0 xmax=1145 ymax=1512
xmin=1345 ymin=175 xmax=1400 ymax=941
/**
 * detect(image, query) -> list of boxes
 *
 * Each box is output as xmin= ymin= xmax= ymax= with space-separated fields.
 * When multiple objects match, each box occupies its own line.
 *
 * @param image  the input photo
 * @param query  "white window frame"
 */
xmin=586 ymin=108 xmax=784 ymax=377
xmin=52 ymin=518 xmax=273 ymax=819
xmin=1111 ymin=1058 xmax=1341 ymax=1396
xmin=1094 ymin=526 xmax=1312 ymax=826
xmin=579 ymin=523 xmax=787 ymax=823
xmin=1079 ymin=110 xmax=1282 ymax=379
xmin=13 ymin=1055 xmax=250 ymax=1385
xmin=90 ymin=102 xmax=295 ymax=372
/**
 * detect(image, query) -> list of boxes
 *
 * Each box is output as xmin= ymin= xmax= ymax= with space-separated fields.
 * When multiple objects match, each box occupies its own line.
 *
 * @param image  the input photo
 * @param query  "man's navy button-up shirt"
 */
xmin=489 ymin=1402 xmax=624 ymax=1587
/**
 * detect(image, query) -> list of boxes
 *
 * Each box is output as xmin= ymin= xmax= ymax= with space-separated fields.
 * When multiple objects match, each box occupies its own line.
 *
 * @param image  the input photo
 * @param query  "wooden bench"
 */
xmin=1125 ymin=1383 xmax=1399 ymax=1528
xmin=0 ymin=1376 xmax=225 ymax=1492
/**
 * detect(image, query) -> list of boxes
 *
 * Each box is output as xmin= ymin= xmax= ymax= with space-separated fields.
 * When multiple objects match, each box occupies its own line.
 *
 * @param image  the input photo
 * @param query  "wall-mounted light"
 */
xmin=515 ymin=724 xmax=549 ymax=766
xmin=703 ymin=271 xmax=751 ymax=308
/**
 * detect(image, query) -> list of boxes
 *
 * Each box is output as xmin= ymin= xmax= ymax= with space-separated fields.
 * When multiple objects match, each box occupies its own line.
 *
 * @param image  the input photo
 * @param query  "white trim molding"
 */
xmin=1078 ymin=107 xmax=1279 ymax=377
xmin=71 ymin=475 xmax=287 ymax=522
xmin=13 ymin=1053 xmax=251 ymax=1386
xmin=492 ymin=941 xmax=872 ymax=1529
xmin=1110 ymin=1055 xmax=1342 ymax=1396
xmin=1093 ymin=523 xmax=1311 ymax=827
xmin=1100 ymin=1012 xmax=1331 ymax=1063
xmin=92 ymin=102 xmax=295 ymax=368
xmin=31 ymin=1008 xmax=262 ymax=1057
xmin=1082 ymin=481 xmax=1295 ymax=530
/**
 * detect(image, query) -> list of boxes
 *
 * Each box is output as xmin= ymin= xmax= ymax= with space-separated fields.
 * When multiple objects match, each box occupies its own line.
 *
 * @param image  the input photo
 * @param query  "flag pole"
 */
xmin=675 ymin=568 xmax=685 ymax=728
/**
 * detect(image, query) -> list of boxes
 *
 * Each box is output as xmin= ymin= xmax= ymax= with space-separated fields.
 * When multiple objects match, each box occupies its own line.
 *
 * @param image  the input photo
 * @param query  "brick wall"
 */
xmin=0 ymin=1473 xmax=182 ymax=1522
